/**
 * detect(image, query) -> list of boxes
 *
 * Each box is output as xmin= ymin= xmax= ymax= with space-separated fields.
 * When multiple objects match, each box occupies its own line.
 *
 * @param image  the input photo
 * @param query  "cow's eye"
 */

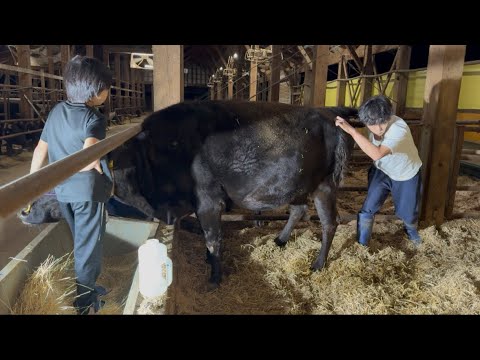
xmin=169 ymin=141 xmax=178 ymax=150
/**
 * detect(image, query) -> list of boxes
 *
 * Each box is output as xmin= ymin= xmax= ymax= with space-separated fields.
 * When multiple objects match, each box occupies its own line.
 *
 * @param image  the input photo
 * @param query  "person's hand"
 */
xmin=335 ymin=116 xmax=355 ymax=135
xmin=95 ymin=162 xmax=103 ymax=175
xmin=21 ymin=203 xmax=32 ymax=216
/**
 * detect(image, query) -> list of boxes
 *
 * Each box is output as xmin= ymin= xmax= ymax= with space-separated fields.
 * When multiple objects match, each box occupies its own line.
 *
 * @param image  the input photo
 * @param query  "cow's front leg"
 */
xmin=195 ymin=189 xmax=224 ymax=287
xmin=192 ymin=157 xmax=225 ymax=287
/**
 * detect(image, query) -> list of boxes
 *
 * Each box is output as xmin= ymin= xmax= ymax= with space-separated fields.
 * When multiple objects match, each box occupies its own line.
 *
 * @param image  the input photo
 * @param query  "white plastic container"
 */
xmin=138 ymin=239 xmax=173 ymax=298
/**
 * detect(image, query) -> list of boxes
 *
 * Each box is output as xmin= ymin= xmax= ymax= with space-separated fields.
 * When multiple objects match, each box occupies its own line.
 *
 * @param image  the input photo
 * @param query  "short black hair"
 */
xmin=358 ymin=95 xmax=393 ymax=125
xmin=63 ymin=55 xmax=112 ymax=103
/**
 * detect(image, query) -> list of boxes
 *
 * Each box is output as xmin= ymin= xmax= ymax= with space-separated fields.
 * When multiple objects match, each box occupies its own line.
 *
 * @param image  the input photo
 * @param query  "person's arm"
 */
xmin=335 ymin=116 xmax=391 ymax=161
xmin=30 ymin=139 xmax=49 ymax=173
xmin=80 ymin=137 xmax=103 ymax=173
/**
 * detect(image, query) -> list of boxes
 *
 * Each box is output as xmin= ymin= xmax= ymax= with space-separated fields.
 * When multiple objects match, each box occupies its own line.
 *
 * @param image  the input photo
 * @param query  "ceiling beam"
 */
xmin=328 ymin=45 xmax=399 ymax=65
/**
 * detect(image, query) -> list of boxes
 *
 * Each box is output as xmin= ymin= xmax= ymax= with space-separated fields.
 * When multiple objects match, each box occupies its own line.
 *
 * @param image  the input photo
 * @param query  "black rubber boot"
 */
xmin=357 ymin=213 xmax=374 ymax=246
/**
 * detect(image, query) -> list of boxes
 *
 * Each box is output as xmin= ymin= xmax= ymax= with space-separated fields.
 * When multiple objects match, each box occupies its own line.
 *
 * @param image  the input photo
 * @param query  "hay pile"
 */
xmin=168 ymin=218 xmax=480 ymax=314
xmin=12 ymin=251 xmax=138 ymax=315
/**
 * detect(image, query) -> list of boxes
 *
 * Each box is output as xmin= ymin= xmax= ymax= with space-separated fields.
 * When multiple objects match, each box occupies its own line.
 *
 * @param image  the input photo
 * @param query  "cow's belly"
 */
xmin=221 ymin=157 xmax=306 ymax=211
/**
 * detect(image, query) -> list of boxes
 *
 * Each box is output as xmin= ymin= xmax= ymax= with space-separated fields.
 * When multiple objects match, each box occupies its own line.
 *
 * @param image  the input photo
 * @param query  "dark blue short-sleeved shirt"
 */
xmin=40 ymin=101 xmax=112 ymax=202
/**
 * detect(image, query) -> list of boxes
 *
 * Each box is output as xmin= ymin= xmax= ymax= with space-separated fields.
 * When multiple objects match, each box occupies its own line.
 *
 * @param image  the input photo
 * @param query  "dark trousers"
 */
xmin=360 ymin=166 xmax=422 ymax=226
xmin=59 ymin=201 xmax=106 ymax=313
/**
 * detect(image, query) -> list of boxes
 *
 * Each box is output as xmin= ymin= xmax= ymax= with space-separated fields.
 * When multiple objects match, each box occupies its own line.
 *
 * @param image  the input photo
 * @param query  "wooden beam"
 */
xmin=336 ymin=56 xmax=346 ymax=106
xmin=346 ymin=45 xmax=363 ymax=72
xmin=268 ymin=45 xmax=281 ymax=102
xmin=152 ymin=45 xmax=184 ymax=111
xmin=212 ymin=45 xmax=228 ymax=68
xmin=312 ymin=45 xmax=329 ymax=107
xmin=328 ymin=45 xmax=399 ymax=65
xmin=0 ymin=64 xmax=62 ymax=80
xmin=297 ymin=45 xmax=312 ymax=70
xmin=420 ymin=45 xmax=466 ymax=226
xmin=328 ymin=45 xmax=399 ymax=66
xmin=392 ymin=45 xmax=412 ymax=117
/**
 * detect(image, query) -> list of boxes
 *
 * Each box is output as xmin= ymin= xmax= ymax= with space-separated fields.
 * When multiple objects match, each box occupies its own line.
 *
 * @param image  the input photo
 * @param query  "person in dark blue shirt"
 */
xmin=29 ymin=55 xmax=113 ymax=315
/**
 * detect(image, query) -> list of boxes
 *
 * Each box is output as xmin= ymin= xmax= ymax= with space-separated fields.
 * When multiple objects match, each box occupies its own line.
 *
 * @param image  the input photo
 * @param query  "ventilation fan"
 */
xmin=130 ymin=53 xmax=154 ymax=70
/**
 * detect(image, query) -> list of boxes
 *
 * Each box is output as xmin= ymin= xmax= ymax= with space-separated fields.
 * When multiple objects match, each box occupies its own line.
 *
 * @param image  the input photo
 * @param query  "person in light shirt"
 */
xmin=335 ymin=95 xmax=422 ymax=247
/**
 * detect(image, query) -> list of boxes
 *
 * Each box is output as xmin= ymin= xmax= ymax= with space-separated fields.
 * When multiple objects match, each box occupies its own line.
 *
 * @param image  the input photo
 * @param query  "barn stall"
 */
xmin=1 ymin=45 xmax=480 ymax=314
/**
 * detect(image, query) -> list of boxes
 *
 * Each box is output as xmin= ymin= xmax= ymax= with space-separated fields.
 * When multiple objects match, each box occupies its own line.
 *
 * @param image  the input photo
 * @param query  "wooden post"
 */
xmin=227 ymin=78 xmax=233 ymax=100
xmin=122 ymin=54 xmax=131 ymax=109
xmin=40 ymin=69 xmax=46 ymax=114
xmin=17 ymin=45 xmax=33 ymax=119
xmin=360 ymin=45 xmax=373 ymax=105
xmin=60 ymin=45 xmax=70 ymax=72
xmin=445 ymin=126 xmax=465 ymax=219
xmin=392 ymin=45 xmax=411 ymax=117
xmin=132 ymin=69 xmax=138 ymax=109
xmin=216 ymin=79 xmax=223 ymax=100
xmin=336 ymin=56 xmax=346 ymax=106
xmin=86 ymin=45 xmax=94 ymax=58
xmin=210 ymin=83 xmax=215 ymax=100
xmin=3 ymin=72 xmax=10 ymax=120
xmin=114 ymin=53 xmax=122 ymax=109
xmin=303 ymin=67 xmax=313 ymax=105
xmin=311 ymin=45 xmax=329 ymax=107
xmin=249 ymin=59 xmax=258 ymax=101
xmin=419 ymin=45 xmax=466 ymax=226
xmin=268 ymin=45 xmax=281 ymax=102
xmin=102 ymin=47 xmax=111 ymax=123
xmin=152 ymin=45 xmax=184 ymax=111
xmin=47 ymin=45 xmax=56 ymax=105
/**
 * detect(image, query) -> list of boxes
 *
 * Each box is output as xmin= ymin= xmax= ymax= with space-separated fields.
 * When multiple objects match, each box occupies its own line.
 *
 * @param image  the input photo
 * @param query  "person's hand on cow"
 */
xmin=335 ymin=116 xmax=356 ymax=136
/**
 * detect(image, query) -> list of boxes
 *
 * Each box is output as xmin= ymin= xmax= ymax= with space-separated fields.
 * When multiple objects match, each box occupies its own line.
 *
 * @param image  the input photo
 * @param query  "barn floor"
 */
xmin=161 ymin=164 xmax=480 ymax=315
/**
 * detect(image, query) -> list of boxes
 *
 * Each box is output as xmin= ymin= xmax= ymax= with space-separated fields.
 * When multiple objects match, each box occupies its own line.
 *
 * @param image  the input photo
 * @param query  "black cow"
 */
xmin=20 ymin=100 xmax=358 ymax=287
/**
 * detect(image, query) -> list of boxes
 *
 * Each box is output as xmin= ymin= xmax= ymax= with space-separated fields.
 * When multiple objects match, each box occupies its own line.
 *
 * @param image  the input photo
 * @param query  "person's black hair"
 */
xmin=358 ymin=94 xmax=393 ymax=125
xmin=63 ymin=55 xmax=112 ymax=103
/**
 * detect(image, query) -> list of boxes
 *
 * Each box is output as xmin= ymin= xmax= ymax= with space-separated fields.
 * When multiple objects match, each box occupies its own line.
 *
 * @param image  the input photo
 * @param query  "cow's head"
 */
xmin=18 ymin=193 xmax=62 ymax=225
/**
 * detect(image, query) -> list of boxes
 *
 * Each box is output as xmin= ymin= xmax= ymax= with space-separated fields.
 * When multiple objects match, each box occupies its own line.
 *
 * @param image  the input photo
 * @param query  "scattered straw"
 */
xmin=12 ymin=250 xmax=138 ymax=315
xmin=168 ymin=216 xmax=480 ymax=314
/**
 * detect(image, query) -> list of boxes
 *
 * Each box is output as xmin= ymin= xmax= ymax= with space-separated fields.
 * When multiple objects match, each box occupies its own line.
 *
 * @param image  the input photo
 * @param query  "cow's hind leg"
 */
xmin=311 ymin=179 xmax=338 ymax=271
xmin=274 ymin=204 xmax=308 ymax=246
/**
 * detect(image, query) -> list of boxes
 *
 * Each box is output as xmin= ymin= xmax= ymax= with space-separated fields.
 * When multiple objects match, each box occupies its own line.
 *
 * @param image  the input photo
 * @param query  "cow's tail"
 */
xmin=333 ymin=107 xmax=357 ymax=186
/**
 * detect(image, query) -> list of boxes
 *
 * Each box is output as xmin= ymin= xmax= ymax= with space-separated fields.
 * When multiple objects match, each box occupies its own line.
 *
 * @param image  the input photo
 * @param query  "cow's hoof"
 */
xmin=274 ymin=237 xmax=287 ymax=247
xmin=205 ymin=250 xmax=213 ymax=264
xmin=310 ymin=260 xmax=325 ymax=272
xmin=207 ymin=277 xmax=221 ymax=291
xmin=254 ymin=220 xmax=265 ymax=227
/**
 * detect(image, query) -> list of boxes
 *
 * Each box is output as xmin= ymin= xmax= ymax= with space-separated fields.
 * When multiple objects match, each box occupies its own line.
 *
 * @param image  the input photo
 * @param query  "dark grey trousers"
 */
xmin=59 ymin=201 xmax=106 ymax=314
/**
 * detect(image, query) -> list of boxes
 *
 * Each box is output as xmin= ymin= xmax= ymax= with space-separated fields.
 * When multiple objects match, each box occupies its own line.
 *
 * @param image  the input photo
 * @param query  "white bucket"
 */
xmin=138 ymin=239 xmax=173 ymax=298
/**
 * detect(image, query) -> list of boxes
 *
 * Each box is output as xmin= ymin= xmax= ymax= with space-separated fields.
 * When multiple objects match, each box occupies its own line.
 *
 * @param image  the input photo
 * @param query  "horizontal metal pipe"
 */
xmin=0 ymin=124 xmax=142 ymax=218
xmin=0 ymin=129 xmax=42 ymax=140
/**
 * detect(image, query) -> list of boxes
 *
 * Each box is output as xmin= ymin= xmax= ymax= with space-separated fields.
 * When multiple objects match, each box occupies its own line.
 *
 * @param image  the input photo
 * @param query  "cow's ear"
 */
xmin=136 ymin=130 xmax=149 ymax=141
